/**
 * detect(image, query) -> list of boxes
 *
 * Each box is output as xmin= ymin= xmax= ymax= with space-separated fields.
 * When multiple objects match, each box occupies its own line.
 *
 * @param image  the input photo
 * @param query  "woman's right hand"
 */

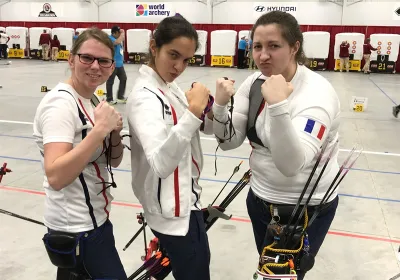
xmin=94 ymin=101 xmax=120 ymax=137
xmin=215 ymin=77 xmax=235 ymax=106
xmin=186 ymin=83 xmax=210 ymax=118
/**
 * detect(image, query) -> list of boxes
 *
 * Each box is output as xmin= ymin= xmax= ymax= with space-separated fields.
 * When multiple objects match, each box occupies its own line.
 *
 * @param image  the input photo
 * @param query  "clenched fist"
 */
xmin=186 ymin=82 xmax=210 ymax=118
xmin=114 ymin=112 xmax=123 ymax=133
xmin=94 ymin=101 xmax=120 ymax=137
xmin=261 ymin=74 xmax=293 ymax=105
xmin=214 ymin=78 xmax=235 ymax=106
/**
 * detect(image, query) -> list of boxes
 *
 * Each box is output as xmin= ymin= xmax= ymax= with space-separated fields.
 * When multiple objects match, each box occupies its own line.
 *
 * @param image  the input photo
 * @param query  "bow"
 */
xmin=0 ymin=162 xmax=11 ymax=183
xmin=0 ymin=162 xmax=45 ymax=226
xmin=125 ymin=162 xmax=251 ymax=280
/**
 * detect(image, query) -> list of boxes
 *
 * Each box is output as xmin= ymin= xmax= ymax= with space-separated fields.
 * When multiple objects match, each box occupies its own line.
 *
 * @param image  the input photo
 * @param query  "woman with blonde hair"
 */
xmin=34 ymin=27 xmax=127 ymax=280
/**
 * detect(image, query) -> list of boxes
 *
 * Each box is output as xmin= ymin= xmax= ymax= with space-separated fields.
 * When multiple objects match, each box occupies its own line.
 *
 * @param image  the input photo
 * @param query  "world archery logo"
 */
xmin=135 ymin=3 xmax=172 ymax=17
xmin=136 ymin=4 xmax=148 ymax=16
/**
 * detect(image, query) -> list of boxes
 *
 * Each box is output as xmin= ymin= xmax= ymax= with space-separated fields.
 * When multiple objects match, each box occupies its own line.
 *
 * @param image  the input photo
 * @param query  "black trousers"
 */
xmin=55 ymin=220 xmax=127 ymax=280
xmin=246 ymin=188 xmax=339 ymax=280
xmin=0 ymin=44 xmax=8 ymax=59
xmin=237 ymin=49 xmax=246 ymax=69
xmin=106 ymin=66 xmax=127 ymax=101
xmin=152 ymin=211 xmax=211 ymax=280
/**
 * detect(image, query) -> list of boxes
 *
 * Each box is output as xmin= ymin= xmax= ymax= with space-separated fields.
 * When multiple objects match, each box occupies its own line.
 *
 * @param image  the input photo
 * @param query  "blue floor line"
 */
xmin=0 ymin=154 xmax=399 ymax=204
xmin=369 ymin=77 xmax=397 ymax=105
xmin=0 ymin=134 xmax=35 ymax=140
xmin=2 ymin=133 xmax=400 ymax=175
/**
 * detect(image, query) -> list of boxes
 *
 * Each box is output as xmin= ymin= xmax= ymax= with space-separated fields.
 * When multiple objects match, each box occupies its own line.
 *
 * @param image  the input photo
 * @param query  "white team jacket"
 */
xmin=126 ymin=65 xmax=214 ymax=236
xmin=213 ymin=64 xmax=341 ymax=206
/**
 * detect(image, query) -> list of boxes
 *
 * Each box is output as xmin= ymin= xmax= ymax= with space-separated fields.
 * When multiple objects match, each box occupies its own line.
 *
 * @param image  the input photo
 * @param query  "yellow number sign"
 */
xmin=8 ymin=49 xmax=24 ymax=58
xmin=353 ymin=104 xmax=364 ymax=112
xmin=378 ymin=62 xmax=386 ymax=71
xmin=335 ymin=59 xmax=361 ymax=71
xmin=310 ymin=60 xmax=317 ymax=68
xmin=211 ymin=55 xmax=233 ymax=67
xmin=57 ymin=50 xmax=70 ymax=60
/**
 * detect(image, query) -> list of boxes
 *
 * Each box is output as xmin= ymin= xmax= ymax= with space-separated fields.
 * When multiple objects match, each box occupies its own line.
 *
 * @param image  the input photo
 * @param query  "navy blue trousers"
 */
xmin=55 ymin=219 xmax=127 ymax=280
xmin=152 ymin=210 xmax=211 ymax=280
xmin=246 ymin=188 xmax=339 ymax=280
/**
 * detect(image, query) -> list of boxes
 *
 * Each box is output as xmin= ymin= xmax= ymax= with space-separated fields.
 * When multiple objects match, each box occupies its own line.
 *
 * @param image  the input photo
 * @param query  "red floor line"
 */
xmin=1 ymin=185 xmax=400 ymax=244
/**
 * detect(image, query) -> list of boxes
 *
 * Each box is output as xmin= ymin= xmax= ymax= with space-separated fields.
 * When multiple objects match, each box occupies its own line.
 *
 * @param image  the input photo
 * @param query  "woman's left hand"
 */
xmin=261 ymin=74 xmax=293 ymax=105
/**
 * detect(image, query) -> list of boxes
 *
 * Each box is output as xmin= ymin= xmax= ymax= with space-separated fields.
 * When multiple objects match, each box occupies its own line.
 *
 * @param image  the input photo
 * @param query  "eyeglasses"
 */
xmin=77 ymin=53 xmax=114 ymax=68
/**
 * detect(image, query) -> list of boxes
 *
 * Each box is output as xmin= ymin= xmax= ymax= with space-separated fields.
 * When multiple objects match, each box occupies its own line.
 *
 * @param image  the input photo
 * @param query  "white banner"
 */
xmin=253 ymin=2 xmax=298 ymax=20
xmin=393 ymin=3 xmax=400 ymax=20
xmin=31 ymin=3 xmax=64 ymax=18
xmin=134 ymin=3 xmax=175 ymax=17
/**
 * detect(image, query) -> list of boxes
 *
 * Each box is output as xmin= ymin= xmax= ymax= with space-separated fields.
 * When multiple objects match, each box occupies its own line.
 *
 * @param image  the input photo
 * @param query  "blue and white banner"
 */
xmin=253 ymin=2 xmax=297 ymax=19
xmin=134 ymin=3 xmax=175 ymax=17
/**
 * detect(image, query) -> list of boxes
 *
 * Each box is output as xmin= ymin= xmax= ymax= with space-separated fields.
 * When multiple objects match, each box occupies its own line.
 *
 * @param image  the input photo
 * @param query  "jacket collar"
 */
xmin=290 ymin=63 xmax=303 ymax=86
xmin=139 ymin=64 xmax=189 ymax=107
xmin=139 ymin=64 xmax=170 ymax=93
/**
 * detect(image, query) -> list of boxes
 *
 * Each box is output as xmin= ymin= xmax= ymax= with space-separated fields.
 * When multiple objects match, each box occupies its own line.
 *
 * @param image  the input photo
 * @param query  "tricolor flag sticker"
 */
xmin=304 ymin=119 xmax=326 ymax=140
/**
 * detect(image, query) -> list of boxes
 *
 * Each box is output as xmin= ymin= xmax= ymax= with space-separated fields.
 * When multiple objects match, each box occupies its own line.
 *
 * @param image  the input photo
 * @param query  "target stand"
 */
xmin=370 ymin=54 xmax=396 ymax=74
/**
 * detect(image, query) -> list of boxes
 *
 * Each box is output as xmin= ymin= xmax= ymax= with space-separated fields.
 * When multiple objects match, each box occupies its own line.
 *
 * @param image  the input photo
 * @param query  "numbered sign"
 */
xmin=353 ymin=104 xmax=364 ymax=112
xmin=370 ymin=55 xmax=396 ymax=73
xmin=30 ymin=49 xmax=42 ymax=59
xmin=351 ymin=96 xmax=368 ymax=112
xmin=57 ymin=50 xmax=70 ymax=60
xmin=334 ymin=59 xmax=361 ymax=71
xmin=8 ymin=49 xmax=24 ymax=58
xmin=41 ymin=86 xmax=48 ymax=92
xmin=188 ymin=55 xmax=205 ymax=66
xmin=211 ymin=55 xmax=233 ymax=67
xmin=96 ymin=89 xmax=104 ymax=96
xmin=128 ymin=52 xmax=149 ymax=64
xmin=307 ymin=58 xmax=327 ymax=71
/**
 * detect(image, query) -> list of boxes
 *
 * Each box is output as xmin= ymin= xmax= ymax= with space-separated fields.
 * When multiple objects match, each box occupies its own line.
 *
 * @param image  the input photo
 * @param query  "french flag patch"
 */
xmin=304 ymin=119 xmax=326 ymax=140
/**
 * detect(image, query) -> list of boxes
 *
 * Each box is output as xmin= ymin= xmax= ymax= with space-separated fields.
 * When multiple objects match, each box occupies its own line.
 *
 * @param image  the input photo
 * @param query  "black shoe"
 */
xmin=393 ymin=106 xmax=400 ymax=118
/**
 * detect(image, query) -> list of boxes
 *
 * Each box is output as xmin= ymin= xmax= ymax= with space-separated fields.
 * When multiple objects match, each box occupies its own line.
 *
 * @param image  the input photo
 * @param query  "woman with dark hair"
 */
xmin=126 ymin=15 xmax=218 ymax=280
xmin=212 ymin=11 xmax=341 ymax=279
xmin=50 ymin=34 xmax=60 ymax=61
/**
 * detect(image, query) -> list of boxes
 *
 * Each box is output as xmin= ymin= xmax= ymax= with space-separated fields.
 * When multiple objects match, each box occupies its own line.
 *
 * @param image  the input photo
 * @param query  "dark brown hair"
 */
xmin=71 ymin=27 xmax=114 ymax=58
xmin=149 ymin=15 xmax=199 ymax=64
xmin=250 ymin=11 xmax=306 ymax=65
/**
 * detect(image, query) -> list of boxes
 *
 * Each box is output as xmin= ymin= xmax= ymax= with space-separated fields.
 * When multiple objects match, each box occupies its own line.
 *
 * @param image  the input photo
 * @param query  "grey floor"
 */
xmin=0 ymin=59 xmax=400 ymax=280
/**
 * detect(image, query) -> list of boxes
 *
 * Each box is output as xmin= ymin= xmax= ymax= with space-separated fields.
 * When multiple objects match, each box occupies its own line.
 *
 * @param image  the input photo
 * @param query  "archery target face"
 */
xmin=334 ymin=33 xmax=365 ymax=60
xmin=370 ymin=34 xmax=400 ymax=61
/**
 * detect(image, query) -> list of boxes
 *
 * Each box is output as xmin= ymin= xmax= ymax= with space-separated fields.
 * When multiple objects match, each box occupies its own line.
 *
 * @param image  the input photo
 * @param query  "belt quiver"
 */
xmin=43 ymin=230 xmax=85 ymax=269
xmin=258 ymin=204 xmax=314 ymax=276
